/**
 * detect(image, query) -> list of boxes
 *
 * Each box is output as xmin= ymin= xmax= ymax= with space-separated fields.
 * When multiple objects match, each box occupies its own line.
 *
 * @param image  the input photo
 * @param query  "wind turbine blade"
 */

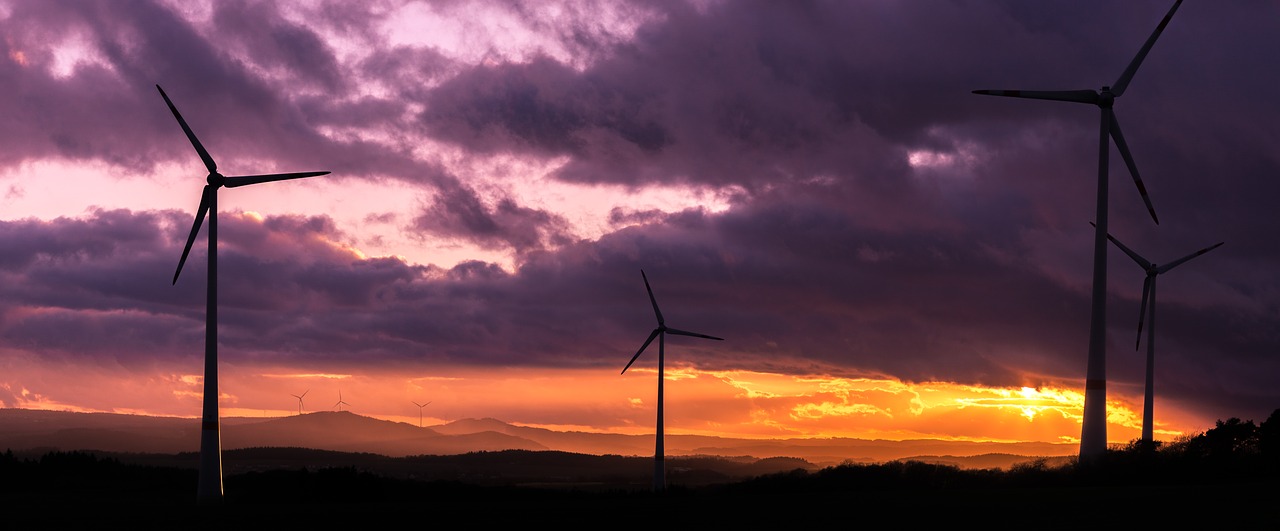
xmin=1108 ymin=110 xmax=1159 ymax=224
xmin=1157 ymin=242 xmax=1224 ymax=274
xmin=301 ymin=389 xmax=308 ymax=398
xmin=1112 ymin=0 xmax=1184 ymax=97
xmin=1136 ymin=276 xmax=1152 ymax=349
xmin=223 ymin=171 xmax=330 ymax=188
xmin=173 ymin=185 xmax=213 ymax=285
xmin=665 ymin=327 xmax=725 ymax=341
xmin=641 ymin=270 xmax=664 ymax=325
xmin=622 ymin=329 xmax=661 ymax=374
xmin=971 ymin=89 xmax=1099 ymax=104
xmin=156 ymin=85 xmax=217 ymax=174
xmin=1091 ymin=221 xmax=1151 ymax=269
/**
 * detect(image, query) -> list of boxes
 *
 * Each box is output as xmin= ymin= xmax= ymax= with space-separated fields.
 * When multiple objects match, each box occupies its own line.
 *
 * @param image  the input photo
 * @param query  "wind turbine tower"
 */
xmin=158 ymin=84 xmax=329 ymax=505
xmin=1099 ymin=225 xmax=1222 ymax=444
xmin=621 ymin=270 xmax=723 ymax=492
xmin=971 ymin=0 xmax=1183 ymax=461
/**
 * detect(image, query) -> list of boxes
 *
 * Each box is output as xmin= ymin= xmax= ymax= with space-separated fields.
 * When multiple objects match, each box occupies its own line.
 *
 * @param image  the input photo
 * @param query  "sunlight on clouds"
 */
xmin=663 ymin=367 xmax=700 ymax=381
xmin=678 ymin=369 xmax=1157 ymax=442
xmin=383 ymin=2 xmax=570 ymax=66
xmin=4 ymin=386 xmax=96 ymax=413
xmin=906 ymin=127 xmax=984 ymax=177
xmin=172 ymin=373 xmax=205 ymax=402
xmin=380 ymin=0 xmax=658 ymax=71
xmin=793 ymin=401 xmax=888 ymax=419
xmin=260 ymin=373 xmax=352 ymax=380
xmin=1106 ymin=398 xmax=1143 ymax=432
xmin=907 ymin=150 xmax=956 ymax=168
xmin=46 ymin=31 xmax=117 ymax=80
xmin=0 ymin=160 xmax=209 ymax=229
xmin=408 ymin=375 xmax=466 ymax=383
xmin=157 ymin=0 xmax=213 ymax=25
xmin=950 ymin=385 xmax=1083 ymax=421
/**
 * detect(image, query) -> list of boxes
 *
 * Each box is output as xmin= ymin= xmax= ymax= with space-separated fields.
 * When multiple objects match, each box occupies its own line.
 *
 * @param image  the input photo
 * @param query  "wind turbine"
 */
xmin=158 ymin=84 xmax=330 ymax=505
xmin=971 ymin=0 xmax=1183 ymax=461
xmin=293 ymin=388 xmax=309 ymax=417
xmin=334 ymin=390 xmax=350 ymax=412
xmin=412 ymin=401 xmax=432 ymax=428
xmin=1096 ymin=223 xmax=1222 ymax=444
xmin=621 ymin=270 xmax=723 ymax=492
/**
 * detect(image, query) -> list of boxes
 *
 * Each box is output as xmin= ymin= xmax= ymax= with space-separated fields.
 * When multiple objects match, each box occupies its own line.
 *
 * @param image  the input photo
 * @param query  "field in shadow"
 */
xmin=4 ymin=411 xmax=1278 ymax=528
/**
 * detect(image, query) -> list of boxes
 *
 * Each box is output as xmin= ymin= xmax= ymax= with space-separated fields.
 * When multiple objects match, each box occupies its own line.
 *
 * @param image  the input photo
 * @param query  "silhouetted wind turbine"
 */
xmin=158 ymin=84 xmax=330 ymax=505
xmin=972 ymin=0 xmax=1183 ymax=462
xmin=412 ymin=401 xmax=432 ymax=428
xmin=1096 ymin=223 xmax=1222 ymax=444
xmin=621 ymin=270 xmax=723 ymax=492
xmin=334 ymin=390 xmax=350 ymax=412
xmin=291 ymin=389 xmax=309 ymax=415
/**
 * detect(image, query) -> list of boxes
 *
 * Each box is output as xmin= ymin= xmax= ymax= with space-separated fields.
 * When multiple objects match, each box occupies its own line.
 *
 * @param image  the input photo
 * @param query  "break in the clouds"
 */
xmin=0 ymin=0 xmax=1277 ymax=436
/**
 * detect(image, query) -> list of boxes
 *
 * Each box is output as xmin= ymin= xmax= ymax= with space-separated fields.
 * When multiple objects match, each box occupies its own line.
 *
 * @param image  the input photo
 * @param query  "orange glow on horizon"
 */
xmin=0 ymin=358 xmax=1215 ymax=447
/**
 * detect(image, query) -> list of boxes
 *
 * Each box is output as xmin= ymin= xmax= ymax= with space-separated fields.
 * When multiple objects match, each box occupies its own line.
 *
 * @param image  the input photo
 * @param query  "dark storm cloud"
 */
xmin=416 ymin=0 xmax=1040 ymax=190
xmin=2 ymin=0 xmax=1277 ymax=425
xmin=210 ymin=0 xmax=348 ymax=92
xmin=411 ymin=181 xmax=576 ymax=253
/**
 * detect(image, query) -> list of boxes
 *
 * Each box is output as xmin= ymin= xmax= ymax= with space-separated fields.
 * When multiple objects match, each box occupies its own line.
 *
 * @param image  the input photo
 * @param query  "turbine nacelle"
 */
xmin=207 ymin=172 xmax=226 ymax=187
xmin=621 ymin=271 xmax=723 ymax=375
xmin=1097 ymin=88 xmax=1115 ymax=108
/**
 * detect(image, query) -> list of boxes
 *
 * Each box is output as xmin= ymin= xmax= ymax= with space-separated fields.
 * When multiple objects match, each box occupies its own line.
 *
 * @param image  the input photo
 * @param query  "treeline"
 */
xmin=714 ymin=408 xmax=1280 ymax=495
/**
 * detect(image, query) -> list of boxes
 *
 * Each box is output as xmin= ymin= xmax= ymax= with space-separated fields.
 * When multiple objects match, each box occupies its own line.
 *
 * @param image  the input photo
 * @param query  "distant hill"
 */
xmin=0 ymin=408 xmax=1074 ymax=469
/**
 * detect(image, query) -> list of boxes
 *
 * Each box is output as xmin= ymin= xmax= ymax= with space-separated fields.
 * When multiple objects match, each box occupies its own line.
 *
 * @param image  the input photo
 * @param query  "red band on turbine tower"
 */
xmin=1085 ymin=379 xmax=1106 ymax=391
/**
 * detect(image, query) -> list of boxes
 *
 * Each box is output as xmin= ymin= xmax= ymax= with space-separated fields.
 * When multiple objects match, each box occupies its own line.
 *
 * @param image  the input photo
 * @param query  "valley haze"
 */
xmin=0 ymin=408 xmax=1074 ymax=470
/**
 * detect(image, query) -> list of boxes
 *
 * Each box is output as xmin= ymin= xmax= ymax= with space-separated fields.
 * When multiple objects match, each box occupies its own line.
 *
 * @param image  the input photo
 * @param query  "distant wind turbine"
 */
xmin=158 ymin=84 xmax=330 ymax=506
xmin=412 ymin=401 xmax=432 ymax=428
xmin=334 ymin=390 xmax=351 ymax=412
xmin=291 ymin=389 xmax=309 ymax=415
xmin=621 ymin=270 xmax=723 ymax=492
xmin=971 ymin=0 xmax=1183 ymax=462
xmin=1095 ymin=223 xmax=1222 ymax=444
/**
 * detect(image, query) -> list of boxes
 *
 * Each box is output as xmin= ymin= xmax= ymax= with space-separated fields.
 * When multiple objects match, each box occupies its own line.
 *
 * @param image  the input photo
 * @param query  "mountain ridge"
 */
xmin=0 ymin=408 xmax=1074 ymax=469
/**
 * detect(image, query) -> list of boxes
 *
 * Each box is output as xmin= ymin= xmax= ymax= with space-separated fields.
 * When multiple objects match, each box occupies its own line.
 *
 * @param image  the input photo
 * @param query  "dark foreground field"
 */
xmin=5 ymin=414 xmax=1279 ymax=528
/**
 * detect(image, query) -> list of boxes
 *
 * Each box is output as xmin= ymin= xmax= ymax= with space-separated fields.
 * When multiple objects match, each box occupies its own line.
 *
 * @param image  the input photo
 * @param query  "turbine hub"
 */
xmin=1097 ymin=87 xmax=1115 ymax=108
xmin=206 ymin=172 xmax=226 ymax=187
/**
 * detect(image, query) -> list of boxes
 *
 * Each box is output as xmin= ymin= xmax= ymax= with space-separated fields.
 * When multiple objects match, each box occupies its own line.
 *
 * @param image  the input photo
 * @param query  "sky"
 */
xmin=0 ymin=0 xmax=1277 ymax=448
